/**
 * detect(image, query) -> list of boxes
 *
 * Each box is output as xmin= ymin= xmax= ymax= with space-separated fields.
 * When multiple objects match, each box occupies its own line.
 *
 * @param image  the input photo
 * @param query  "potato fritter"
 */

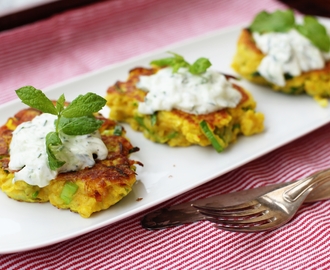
xmin=106 ymin=67 xmax=264 ymax=151
xmin=0 ymin=108 xmax=141 ymax=218
xmin=232 ymin=29 xmax=330 ymax=106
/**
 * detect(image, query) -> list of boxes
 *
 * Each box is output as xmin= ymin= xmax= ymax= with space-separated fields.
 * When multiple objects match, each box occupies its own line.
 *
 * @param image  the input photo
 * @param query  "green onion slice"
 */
xmin=113 ymin=125 xmax=123 ymax=136
xmin=150 ymin=113 xmax=157 ymax=126
xmin=60 ymin=181 xmax=79 ymax=204
xmin=199 ymin=120 xmax=224 ymax=153
xmin=32 ymin=191 xmax=39 ymax=199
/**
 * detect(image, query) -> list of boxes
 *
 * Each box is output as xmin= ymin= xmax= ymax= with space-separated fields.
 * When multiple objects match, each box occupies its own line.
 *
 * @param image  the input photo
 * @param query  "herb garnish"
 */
xmin=150 ymin=52 xmax=212 ymax=75
xmin=249 ymin=9 xmax=295 ymax=33
xmin=249 ymin=9 xmax=330 ymax=52
xmin=296 ymin=16 xmax=330 ymax=52
xmin=16 ymin=86 xmax=107 ymax=170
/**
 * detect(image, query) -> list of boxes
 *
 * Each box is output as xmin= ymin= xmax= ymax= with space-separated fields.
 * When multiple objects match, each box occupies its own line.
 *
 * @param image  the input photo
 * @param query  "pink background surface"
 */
xmin=1 ymin=0 xmax=286 ymax=104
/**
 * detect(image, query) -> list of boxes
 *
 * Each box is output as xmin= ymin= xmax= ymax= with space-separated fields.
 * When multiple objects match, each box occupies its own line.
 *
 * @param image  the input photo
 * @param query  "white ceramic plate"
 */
xmin=2 ymin=22 xmax=330 ymax=254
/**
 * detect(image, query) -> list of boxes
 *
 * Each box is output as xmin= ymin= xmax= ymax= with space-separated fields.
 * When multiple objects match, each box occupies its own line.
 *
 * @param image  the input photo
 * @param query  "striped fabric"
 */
xmin=2 ymin=0 xmax=330 ymax=268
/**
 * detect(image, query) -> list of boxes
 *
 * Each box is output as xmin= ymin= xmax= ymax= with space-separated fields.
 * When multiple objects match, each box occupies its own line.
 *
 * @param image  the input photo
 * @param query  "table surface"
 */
xmin=1 ymin=0 xmax=330 ymax=268
xmin=1 ymin=0 xmax=330 ymax=31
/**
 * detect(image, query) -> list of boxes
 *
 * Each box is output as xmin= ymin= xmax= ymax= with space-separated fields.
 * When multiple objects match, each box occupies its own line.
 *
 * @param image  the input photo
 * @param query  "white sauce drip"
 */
xmin=9 ymin=113 xmax=108 ymax=187
xmin=253 ymin=29 xmax=330 ymax=86
xmin=137 ymin=67 xmax=242 ymax=115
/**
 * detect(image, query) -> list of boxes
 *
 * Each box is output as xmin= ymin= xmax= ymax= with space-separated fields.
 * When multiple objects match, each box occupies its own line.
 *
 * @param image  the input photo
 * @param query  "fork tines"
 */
xmin=192 ymin=201 xmax=276 ymax=232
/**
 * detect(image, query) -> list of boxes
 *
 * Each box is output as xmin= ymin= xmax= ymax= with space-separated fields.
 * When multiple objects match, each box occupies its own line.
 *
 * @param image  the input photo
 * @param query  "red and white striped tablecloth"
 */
xmin=2 ymin=0 xmax=330 ymax=268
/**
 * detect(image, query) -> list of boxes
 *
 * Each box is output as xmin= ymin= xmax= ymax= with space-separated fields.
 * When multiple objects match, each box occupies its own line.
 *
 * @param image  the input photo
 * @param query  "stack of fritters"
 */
xmin=106 ymin=67 xmax=264 ymax=151
xmin=0 ymin=108 xmax=141 ymax=218
xmin=232 ymin=29 xmax=330 ymax=101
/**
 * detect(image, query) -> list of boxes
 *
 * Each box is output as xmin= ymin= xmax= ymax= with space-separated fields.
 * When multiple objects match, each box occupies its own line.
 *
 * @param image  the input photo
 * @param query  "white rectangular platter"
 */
xmin=1 ymin=21 xmax=330 ymax=254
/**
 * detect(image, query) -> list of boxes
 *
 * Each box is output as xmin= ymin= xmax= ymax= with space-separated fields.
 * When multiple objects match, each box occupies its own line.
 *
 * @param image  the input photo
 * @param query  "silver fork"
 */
xmin=193 ymin=168 xmax=330 ymax=232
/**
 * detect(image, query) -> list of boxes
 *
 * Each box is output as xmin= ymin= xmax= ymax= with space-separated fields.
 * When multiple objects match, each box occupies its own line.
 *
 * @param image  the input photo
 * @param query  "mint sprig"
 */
xmin=249 ymin=9 xmax=330 ymax=52
xmin=249 ymin=9 xmax=295 ymax=33
xmin=16 ymin=86 xmax=107 ymax=170
xmin=150 ymin=52 xmax=212 ymax=75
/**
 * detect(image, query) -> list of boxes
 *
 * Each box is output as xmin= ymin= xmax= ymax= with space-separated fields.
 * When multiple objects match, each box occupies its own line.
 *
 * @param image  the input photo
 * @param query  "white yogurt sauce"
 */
xmin=253 ymin=29 xmax=330 ymax=86
xmin=137 ymin=67 xmax=242 ymax=115
xmin=8 ymin=113 xmax=108 ymax=187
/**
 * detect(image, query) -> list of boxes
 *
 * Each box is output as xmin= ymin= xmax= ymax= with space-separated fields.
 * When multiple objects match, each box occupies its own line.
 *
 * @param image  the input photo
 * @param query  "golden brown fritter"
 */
xmin=232 ymin=29 xmax=330 ymax=106
xmin=106 ymin=67 xmax=264 ymax=151
xmin=0 ymin=108 xmax=141 ymax=218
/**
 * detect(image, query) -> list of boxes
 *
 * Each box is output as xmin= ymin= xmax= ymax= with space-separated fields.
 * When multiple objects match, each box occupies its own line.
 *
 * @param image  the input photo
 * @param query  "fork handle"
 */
xmin=283 ymin=168 xmax=330 ymax=203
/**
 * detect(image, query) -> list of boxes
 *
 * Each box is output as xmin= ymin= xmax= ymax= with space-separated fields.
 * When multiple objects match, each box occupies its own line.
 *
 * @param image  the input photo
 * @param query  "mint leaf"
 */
xmin=62 ymin=92 xmax=106 ymax=118
xmin=150 ymin=57 xmax=174 ymax=67
xmin=56 ymin=94 xmax=65 ymax=114
xmin=249 ymin=9 xmax=295 ymax=33
xmin=189 ymin=57 xmax=212 ymax=75
xmin=46 ymin=132 xmax=65 ymax=170
xmin=296 ymin=16 xmax=330 ymax=52
xmin=46 ymin=131 xmax=62 ymax=147
xmin=16 ymin=86 xmax=58 ymax=115
xmin=169 ymin=52 xmax=190 ymax=73
xmin=58 ymin=116 xmax=103 ymax=135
